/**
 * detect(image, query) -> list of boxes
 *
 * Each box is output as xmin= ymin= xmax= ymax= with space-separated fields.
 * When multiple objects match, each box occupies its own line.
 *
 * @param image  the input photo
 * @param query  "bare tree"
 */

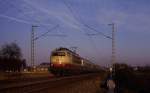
xmin=0 ymin=42 xmax=25 ymax=72
xmin=1 ymin=42 xmax=22 ymax=59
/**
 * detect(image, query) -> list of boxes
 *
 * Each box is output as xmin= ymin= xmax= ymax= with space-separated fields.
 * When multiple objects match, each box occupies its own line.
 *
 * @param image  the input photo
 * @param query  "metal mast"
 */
xmin=31 ymin=25 xmax=38 ymax=69
xmin=108 ymin=23 xmax=116 ymax=71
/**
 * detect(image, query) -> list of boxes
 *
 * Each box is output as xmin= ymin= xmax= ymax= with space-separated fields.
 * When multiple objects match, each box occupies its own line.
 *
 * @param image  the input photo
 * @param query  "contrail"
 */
xmin=0 ymin=14 xmax=34 ymax=25
xmin=22 ymin=0 xmax=81 ymax=30
xmin=0 ymin=14 xmax=53 ymax=26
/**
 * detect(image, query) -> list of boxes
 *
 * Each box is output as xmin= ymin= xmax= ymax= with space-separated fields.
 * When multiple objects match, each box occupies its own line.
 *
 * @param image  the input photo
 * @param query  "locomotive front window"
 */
xmin=52 ymin=52 xmax=65 ymax=56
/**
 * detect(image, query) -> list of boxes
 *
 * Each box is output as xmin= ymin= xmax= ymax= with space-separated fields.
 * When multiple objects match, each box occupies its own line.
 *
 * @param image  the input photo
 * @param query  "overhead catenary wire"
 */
xmin=62 ymin=0 xmax=104 ymax=60
xmin=6 ymin=0 xmax=68 ymax=45
xmin=0 ymin=0 xmax=53 ymax=26
xmin=22 ymin=0 xmax=74 ymax=47
xmin=62 ymin=0 xmax=81 ymax=27
xmin=34 ymin=25 xmax=59 ymax=40
xmin=62 ymin=0 xmax=112 ymax=39
xmin=0 ymin=0 xmax=35 ymax=25
xmin=20 ymin=0 xmax=68 ymax=39
xmin=84 ymin=24 xmax=112 ymax=39
xmin=2 ymin=0 xmax=66 ymax=38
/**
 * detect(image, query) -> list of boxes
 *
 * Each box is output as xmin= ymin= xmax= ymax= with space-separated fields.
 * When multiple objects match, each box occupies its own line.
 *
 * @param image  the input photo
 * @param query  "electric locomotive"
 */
xmin=50 ymin=47 xmax=100 ymax=76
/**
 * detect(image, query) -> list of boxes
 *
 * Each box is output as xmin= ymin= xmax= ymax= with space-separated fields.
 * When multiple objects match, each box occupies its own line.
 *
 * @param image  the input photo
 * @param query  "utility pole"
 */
xmin=31 ymin=25 xmax=38 ymax=70
xmin=108 ymin=23 xmax=116 ymax=73
xmin=30 ymin=25 xmax=59 ymax=71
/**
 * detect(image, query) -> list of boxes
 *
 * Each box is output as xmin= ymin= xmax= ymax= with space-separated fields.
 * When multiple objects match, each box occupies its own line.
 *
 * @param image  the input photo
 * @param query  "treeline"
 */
xmin=136 ymin=66 xmax=150 ymax=73
xmin=0 ymin=42 xmax=26 ymax=72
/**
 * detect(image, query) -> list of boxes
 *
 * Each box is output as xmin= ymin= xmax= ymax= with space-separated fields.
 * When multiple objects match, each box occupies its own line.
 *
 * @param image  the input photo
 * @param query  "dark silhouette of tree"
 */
xmin=0 ymin=42 xmax=26 ymax=72
xmin=1 ymin=42 xmax=22 ymax=59
xmin=21 ymin=59 xmax=27 ymax=70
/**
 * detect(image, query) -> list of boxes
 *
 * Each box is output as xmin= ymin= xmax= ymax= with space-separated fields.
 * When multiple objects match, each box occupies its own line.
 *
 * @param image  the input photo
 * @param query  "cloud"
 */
xmin=0 ymin=14 xmax=34 ymax=25
xmin=22 ymin=0 xmax=83 ymax=31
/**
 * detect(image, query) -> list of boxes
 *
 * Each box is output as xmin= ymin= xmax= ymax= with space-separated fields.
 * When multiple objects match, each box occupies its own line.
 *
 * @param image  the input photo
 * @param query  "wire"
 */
xmin=20 ymin=0 xmax=68 ymax=41
xmin=0 ymin=1 xmax=38 ymax=25
xmin=3 ymin=0 xmax=66 ymax=38
xmin=62 ymin=0 xmax=111 ymax=39
xmin=62 ymin=0 xmax=111 ymax=62
xmin=62 ymin=0 xmax=81 ymax=26
xmin=34 ymin=25 xmax=59 ymax=40
xmin=84 ymin=24 xmax=112 ymax=39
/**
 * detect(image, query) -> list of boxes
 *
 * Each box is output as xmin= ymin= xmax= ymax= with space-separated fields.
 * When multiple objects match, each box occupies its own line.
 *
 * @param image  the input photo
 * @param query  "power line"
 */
xmin=84 ymin=24 xmax=112 ymax=39
xmin=34 ymin=25 xmax=59 ymax=40
xmin=2 ymin=1 xmax=66 ymax=38
xmin=0 ymin=1 xmax=52 ymax=26
xmin=62 ymin=0 xmax=81 ymax=26
xmin=22 ymin=0 xmax=72 ymax=49
xmin=62 ymin=0 xmax=111 ymax=39
xmin=62 ymin=0 xmax=110 ymax=59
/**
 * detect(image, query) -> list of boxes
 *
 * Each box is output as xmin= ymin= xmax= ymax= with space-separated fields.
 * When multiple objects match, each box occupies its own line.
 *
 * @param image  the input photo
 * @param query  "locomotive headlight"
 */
xmin=59 ymin=60 xmax=62 ymax=64
xmin=81 ymin=59 xmax=84 ymax=66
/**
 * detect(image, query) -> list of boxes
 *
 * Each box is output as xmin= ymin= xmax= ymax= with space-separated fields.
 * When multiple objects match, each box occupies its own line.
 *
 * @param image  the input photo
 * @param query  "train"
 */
xmin=50 ymin=47 xmax=101 ymax=76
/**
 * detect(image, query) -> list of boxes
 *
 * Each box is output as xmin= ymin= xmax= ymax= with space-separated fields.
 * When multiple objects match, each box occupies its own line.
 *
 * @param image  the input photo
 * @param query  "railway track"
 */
xmin=0 ymin=73 xmax=101 ymax=93
xmin=0 ymin=76 xmax=54 ymax=86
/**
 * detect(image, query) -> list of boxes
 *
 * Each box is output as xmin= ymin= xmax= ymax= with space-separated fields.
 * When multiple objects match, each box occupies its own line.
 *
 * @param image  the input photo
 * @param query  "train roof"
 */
xmin=52 ymin=47 xmax=79 ymax=55
xmin=55 ymin=47 xmax=70 ymax=51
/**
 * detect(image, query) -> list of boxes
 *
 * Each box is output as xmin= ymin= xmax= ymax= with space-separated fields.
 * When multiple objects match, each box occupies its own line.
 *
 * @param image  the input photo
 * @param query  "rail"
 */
xmin=0 ymin=73 xmax=100 ymax=93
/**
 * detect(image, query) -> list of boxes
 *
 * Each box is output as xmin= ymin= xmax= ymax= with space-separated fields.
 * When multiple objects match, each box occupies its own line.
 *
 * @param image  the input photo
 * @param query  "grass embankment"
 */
xmin=114 ymin=67 xmax=150 ymax=93
xmin=0 ymin=72 xmax=52 ymax=80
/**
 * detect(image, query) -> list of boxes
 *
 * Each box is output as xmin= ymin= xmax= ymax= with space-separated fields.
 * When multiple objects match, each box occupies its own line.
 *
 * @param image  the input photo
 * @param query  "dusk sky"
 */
xmin=0 ymin=0 xmax=150 ymax=66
